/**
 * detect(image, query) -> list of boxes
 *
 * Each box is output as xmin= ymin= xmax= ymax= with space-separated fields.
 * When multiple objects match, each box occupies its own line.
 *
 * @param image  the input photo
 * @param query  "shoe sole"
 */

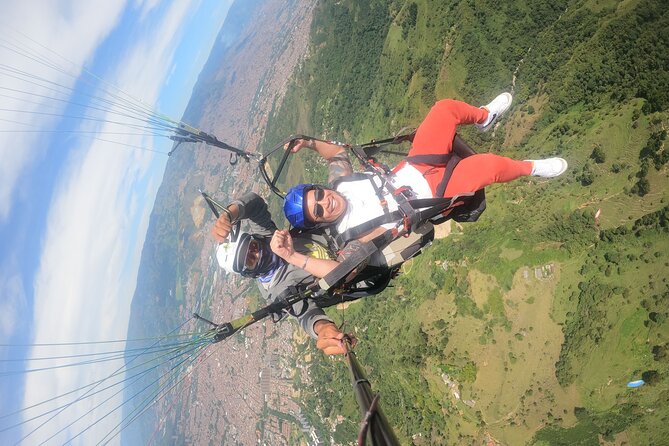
xmin=526 ymin=157 xmax=569 ymax=177
xmin=553 ymin=158 xmax=568 ymax=176
xmin=536 ymin=158 xmax=569 ymax=177
xmin=477 ymin=92 xmax=513 ymax=132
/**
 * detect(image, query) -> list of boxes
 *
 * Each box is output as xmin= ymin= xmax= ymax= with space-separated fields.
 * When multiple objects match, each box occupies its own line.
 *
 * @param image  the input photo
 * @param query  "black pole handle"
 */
xmin=272 ymin=138 xmax=297 ymax=188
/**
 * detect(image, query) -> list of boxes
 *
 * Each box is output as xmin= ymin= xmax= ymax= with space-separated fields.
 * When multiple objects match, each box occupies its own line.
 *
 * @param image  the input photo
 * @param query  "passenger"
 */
xmin=284 ymin=93 xmax=567 ymax=237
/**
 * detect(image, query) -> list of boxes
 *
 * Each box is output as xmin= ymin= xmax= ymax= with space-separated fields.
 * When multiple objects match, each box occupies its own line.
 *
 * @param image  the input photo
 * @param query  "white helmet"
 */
xmin=216 ymin=240 xmax=239 ymax=274
xmin=216 ymin=232 xmax=275 ymax=278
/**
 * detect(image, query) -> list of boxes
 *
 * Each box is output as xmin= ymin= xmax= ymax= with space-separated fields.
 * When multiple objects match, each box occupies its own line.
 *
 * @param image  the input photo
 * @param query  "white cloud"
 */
xmin=18 ymin=0 xmax=211 ymax=444
xmin=135 ymin=0 xmax=164 ymax=21
xmin=0 ymin=0 xmax=128 ymax=222
xmin=0 ymin=270 xmax=27 ymax=338
xmin=115 ymin=0 xmax=204 ymax=102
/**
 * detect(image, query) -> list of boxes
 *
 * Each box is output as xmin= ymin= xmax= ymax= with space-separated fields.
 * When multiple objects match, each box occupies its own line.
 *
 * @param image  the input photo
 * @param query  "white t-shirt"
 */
xmin=335 ymin=163 xmax=432 ymax=235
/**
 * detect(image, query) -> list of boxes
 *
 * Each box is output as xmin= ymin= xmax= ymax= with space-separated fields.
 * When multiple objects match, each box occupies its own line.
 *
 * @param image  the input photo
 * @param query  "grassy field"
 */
xmin=259 ymin=0 xmax=669 ymax=444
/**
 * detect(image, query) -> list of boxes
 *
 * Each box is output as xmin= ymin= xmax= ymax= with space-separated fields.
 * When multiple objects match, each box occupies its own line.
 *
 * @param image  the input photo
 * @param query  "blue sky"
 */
xmin=0 ymin=0 xmax=234 ymax=443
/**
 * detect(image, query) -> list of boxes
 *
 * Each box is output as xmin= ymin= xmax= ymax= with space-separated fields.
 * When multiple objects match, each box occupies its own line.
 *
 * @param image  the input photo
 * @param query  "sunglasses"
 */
xmin=244 ymin=238 xmax=260 ymax=270
xmin=311 ymin=187 xmax=325 ymax=219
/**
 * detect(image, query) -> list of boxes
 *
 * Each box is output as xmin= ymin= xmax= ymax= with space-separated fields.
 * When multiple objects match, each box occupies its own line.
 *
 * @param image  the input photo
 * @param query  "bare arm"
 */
xmin=326 ymin=152 xmax=354 ymax=184
xmin=288 ymin=138 xmax=353 ymax=183
xmin=270 ymin=227 xmax=385 ymax=280
xmin=287 ymin=250 xmax=339 ymax=278
xmin=289 ymin=138 xmax=345 ymax=160
xmin=270 ymin=230 xmax=339 ymax=278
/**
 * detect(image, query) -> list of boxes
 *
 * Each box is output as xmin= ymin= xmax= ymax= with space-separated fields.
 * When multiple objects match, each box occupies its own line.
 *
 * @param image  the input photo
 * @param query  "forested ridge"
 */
xmin=262 ymin=0 xmax=669 ymax=444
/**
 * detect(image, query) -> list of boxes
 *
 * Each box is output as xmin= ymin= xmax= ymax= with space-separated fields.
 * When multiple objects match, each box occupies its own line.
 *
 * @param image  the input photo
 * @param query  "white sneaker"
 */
xmin=527 ymin=157 xmax=568 ymax=177
xmin=476 ymin=92 xmax=513 ymax=131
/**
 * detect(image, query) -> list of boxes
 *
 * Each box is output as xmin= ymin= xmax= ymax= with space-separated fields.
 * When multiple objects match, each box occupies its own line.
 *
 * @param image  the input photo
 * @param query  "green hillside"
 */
xmin=262 ymin=0 xmax=669 ymax=444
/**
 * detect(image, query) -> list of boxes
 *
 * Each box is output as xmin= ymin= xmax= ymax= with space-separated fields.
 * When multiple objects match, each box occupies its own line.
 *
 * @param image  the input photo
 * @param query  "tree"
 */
xmin=591 ymin=146 xmax=606 ymax=163
xmin=631 ymin=177 xmax=650 ymax=196
xmin=652 ymin=344 xmax=668 ymax=362
xmin=641 ymin=370 xmax=660 ymax=386
xmin=578 ymin=163 xmax=594 ymax=186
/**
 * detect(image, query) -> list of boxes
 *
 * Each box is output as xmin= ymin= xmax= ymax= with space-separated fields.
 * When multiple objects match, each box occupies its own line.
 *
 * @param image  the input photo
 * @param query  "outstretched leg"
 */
xmin=409 ymin=99 xmax=488 ymax=157
xmin=444 ymin=154 xmax=532 ymax=196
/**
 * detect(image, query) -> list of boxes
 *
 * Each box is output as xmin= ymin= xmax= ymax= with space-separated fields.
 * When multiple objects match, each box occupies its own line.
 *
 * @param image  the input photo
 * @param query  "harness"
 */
xmin=274 ymin=134 xmax=487 ymax=311
xmin=332 ymin=133 xmax=486 ymax=250
xmin=267 ymin=232 xmax=399 ymax=318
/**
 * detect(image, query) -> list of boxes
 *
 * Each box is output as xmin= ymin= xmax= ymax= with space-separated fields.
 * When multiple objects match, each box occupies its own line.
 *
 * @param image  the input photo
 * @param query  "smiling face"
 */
xmin=304 ymin=186 xmax=347 ymax=225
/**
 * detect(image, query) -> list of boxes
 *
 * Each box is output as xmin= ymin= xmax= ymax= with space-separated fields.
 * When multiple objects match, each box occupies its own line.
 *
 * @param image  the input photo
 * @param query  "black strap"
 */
xmin=404 ymin=133 xmax=481 ymax=198
xmin=319 ymin=230 xmax=396 ymax=290
xmin=334 ymin=195 xmax=465 ymax=247
xmin=366 ymin=175 xmax=389 ymax=214
xmin=405 ymin=152 xmax=461 ymax=198
xmin=452 ymin=134 xmax=477 ymax=158
xmin=405 ymin=153 xmax=453 ymax=166
xmin=412 ymin=193 xmax=475 ymax=223
xmin=334 ymin=211 xmax=403 ymax=247
xmin=406 ymin=197 xmax=457 ymax=209
xmin=355 ymin=130 xmax=416 ymax=159
xmin=435 ymin=154 xmax=461 ymax=197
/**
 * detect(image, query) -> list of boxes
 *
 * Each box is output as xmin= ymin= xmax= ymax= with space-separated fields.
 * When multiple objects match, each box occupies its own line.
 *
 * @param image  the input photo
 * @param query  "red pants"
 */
xmin=396 ymin=99 xmax=532 ymax=197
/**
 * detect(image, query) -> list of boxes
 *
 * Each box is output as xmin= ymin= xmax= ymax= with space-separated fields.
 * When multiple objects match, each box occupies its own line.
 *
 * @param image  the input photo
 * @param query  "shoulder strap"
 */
xmin=334 ymin=210 xmax=404 ymax=247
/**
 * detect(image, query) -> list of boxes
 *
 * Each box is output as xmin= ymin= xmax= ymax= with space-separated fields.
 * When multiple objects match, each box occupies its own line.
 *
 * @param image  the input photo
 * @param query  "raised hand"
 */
xmin=212 ymin=213 xmax=233 ymax=242
xmin=283 ymin=138 xmax=314 ymax=153
xmin=270 ymin=229 xmax=295 ymax=261
xmin=211 ymin=203 xmax=240 ymax=243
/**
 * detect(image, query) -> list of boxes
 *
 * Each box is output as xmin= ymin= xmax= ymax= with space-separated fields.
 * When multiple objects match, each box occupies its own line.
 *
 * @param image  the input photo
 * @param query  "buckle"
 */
xmin=402 ymin=215 xmax=411 ymax=235
xmin=393 ymin=186 xmax=414 ymax=201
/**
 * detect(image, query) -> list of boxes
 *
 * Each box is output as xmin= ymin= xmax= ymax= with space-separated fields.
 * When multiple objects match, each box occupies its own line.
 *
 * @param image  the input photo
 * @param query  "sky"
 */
xmin=0 ymin=0 xmax=234 ymax=443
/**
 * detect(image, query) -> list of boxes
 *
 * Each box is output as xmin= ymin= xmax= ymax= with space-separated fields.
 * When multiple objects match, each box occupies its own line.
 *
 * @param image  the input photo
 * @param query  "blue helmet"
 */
xmin=284 ymin=184 xmax=315 ymax=229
